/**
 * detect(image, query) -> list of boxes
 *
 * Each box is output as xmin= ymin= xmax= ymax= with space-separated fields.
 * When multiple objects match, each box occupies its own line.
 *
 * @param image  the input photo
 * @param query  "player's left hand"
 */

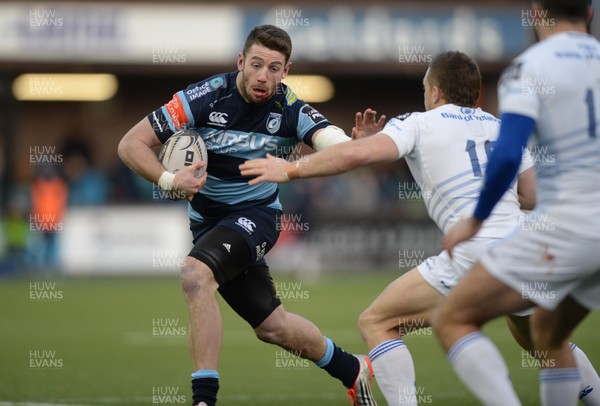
xmin=239 ymin=153 xmax=291 ymax=185
xmin=443 ymin=216 xmax=483 ymax=256
xmin=352 ymin=108 xmax=386 ymax=140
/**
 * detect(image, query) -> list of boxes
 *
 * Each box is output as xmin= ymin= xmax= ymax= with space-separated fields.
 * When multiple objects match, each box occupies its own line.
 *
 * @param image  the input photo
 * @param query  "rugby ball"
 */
xmin=158 ymin=129 xmax=208 ymax=177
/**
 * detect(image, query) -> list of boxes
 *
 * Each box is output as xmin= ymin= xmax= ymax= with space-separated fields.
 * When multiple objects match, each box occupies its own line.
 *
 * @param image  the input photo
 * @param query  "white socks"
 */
xmin=571 ymin=343 xmax=600 ymax=405
xmin=540 ymin=368 xmax=581 ymax=406
xmin=370 ymin=335 xmax=598 ymax=405
xmin=448 ymin=332 xmax=521 ymax=406
xmin=369 ymin=339 xmax=417 ymax=406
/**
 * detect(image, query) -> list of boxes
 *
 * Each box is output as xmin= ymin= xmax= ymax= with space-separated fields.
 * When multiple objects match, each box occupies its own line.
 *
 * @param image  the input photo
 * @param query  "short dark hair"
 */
xmin=243 ymin=25 xmax=292 ymax=62
xmin=537 ymin=0 xmax=589 ymax=22
xmin=428 ymin=51 xmax=481 ymax=108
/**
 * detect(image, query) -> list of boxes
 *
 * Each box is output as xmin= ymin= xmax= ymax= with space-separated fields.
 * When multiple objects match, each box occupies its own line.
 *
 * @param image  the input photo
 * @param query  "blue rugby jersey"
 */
xmin=147 ymin=71 xmax=331 ymax=222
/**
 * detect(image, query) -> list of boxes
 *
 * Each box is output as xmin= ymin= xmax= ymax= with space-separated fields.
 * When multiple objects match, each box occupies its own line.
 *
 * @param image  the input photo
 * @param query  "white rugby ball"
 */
xmin=159 ymin=129 xmax=208 ymax=177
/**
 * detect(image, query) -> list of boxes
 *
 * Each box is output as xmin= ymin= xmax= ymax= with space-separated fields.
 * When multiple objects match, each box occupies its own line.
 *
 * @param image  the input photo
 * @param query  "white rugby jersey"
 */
xmin=499 ymin=32 xmax=600 ymax=237
xmin=382 ymin=104 xmax=532 ymax=237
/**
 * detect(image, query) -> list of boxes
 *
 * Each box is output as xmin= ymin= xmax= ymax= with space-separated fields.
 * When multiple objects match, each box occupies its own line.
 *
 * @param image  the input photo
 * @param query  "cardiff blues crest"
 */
xmin=266 ymin=112 xmax=282 ymax=134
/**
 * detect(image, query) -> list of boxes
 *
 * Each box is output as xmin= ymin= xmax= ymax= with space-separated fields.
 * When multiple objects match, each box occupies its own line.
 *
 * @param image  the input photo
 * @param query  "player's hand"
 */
xmin=352 ymin=108 xmax=386 ymax=140
xmin=239 ymin=154 xmax=290 ymax=185
xmin=173 ymin=160 xmax=207 ymax=200
xmin=443 ymin=217 xmax=483 ymax=256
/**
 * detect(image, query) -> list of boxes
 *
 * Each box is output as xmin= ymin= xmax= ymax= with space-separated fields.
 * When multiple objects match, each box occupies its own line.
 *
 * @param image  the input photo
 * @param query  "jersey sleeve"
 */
xmin=295 ymin=102 xmax=332 ymax=148
xmin=147 ymin=75 xmax=226 ymax=143
xmin=379 ymin=113 xmax=419 ymax=159
xmin=498 ymin=60 xmax=541 ymax=121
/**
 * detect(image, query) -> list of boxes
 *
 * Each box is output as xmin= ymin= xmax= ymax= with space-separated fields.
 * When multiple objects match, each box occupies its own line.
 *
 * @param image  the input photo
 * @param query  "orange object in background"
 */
xmin=30 ymin=167 xmax=68 ymax=232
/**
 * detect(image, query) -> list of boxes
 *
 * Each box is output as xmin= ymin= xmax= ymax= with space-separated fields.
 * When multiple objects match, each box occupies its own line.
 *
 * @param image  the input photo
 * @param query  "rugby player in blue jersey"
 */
xmin=118 ymin=25 xmax=378 ymax=406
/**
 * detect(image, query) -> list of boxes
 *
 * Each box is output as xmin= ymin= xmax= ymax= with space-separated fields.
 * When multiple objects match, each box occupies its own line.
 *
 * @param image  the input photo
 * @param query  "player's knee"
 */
xmin=255 ymin=327 xmax=279 ymax=344
xmin=254 ymin=311 xmax=287 ymax=345
xmin=180 ymin=257 xmax=218 ymax=300
xmin=430 ymin=304 xmax=448 ymax=334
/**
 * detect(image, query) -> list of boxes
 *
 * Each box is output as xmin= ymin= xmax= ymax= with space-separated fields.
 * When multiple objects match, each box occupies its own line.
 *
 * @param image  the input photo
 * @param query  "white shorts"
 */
xmin=481 ymin=214 xmax=600 ymax=311
xmin=418 ymin=236 xmax=533 ymax=317
xmin=418 ymin=238 xmax=489 ymax=296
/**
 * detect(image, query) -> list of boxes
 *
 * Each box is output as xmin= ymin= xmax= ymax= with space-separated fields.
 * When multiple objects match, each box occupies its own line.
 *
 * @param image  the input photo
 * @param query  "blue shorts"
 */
xmin=187 ymin=206 xmax=282 ymax=327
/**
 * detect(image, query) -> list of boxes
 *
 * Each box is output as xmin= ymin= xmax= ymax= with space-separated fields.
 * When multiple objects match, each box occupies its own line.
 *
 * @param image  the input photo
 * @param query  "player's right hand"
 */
xmin=443 ymin=216 xmax=482 ymax=257
xmin=239 ymin=154 xmax=290 ymax=185
xmin=352 ymin=108 xmax=386 ymax=140
xmin=173 ymin=160 xmax=207 ymax=201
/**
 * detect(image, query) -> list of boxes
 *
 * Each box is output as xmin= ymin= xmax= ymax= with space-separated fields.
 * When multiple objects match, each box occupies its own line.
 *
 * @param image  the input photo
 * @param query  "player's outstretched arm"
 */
xmin=118 ymin=118 xmax=206 ymax=196
xmin=239 ymin=133 xmax=399 ymax=185
xmin=352 ymin=108 xmax=386 ymax=140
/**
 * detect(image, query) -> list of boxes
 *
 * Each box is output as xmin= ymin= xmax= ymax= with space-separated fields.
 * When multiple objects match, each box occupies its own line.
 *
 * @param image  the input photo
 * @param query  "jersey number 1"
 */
xmin=465 ymin=140 xmax=495 ymax=177
xmin=586 ymin=88 xmax=596 ymax=139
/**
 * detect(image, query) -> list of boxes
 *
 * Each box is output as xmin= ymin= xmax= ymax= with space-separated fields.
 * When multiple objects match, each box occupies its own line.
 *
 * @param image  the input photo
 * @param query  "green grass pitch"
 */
xmin=1 ymin=273 xmax=599 ymax=405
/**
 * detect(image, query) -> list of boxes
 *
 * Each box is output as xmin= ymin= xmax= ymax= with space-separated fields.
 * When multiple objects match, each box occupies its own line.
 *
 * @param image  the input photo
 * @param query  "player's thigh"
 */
xmin=438 ymin=262 xmax=532 ymax=327
xmin=188 ymin=207 xmax=281 ymax=285
xmin=218 ymin=261 xmax=282 ymax=329
xmin=363 ymin=268 xmax=444 ymax=330
xmin=188 ymin=225 xmax=253 ymax=286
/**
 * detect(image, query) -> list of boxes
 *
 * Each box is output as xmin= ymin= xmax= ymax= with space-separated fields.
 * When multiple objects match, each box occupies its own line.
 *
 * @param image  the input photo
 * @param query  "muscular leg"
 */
xmin=254 ymin=305 xmax=327 ymax=360
xmin=506 ymin=314 xmax=534 ymax=352
xmin=357 ymin=268 xmax=444 ymax=406
xmin=181 ymin=257 xmax=222 ymax=406
xmin=432 ymin=263 xmax=533 ymax=406
xmin=506 ymin=312 xmax=600 ymax=405
xmin=358 ymin=268 xmax=443 ymax=349
xmin=254 ymin=305 xmax=361 ymax=390
xmin=532 ymin=296 xmax=590 ymax=406
xmin=181 ymin=257 xmax=222 ymax=369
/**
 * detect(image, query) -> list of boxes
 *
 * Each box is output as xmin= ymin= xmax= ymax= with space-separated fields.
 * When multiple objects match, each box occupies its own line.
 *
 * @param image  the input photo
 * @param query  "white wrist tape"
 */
xmin=158 ymin=171 xmax=176 ymax=191
xmin=312 ymin=126 xmax=351 ymax=151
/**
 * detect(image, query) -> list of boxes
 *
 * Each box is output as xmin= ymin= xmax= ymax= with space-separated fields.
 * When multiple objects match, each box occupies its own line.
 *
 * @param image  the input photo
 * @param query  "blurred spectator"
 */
xmin=62 ymin=136 xmax=109 ymax=206
xmin=2 ymin=187 xmax=30 ymax=273
xmin=29 ymin=165 xmax=68 ymax=270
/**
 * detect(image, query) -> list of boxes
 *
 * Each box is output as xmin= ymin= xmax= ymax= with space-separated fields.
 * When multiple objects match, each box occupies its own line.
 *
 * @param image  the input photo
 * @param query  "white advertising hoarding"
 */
xmin=59 ymin=206 xmax=192 ymax=275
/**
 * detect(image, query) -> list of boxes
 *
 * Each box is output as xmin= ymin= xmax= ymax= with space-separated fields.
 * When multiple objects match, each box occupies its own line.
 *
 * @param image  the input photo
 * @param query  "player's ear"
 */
xmin=433 ymin=86 xmax=443 ymax=105
xmin=237 ymin=52 xmax=245 ymax=71
xmin=587 ymin=5 xmax=594 ymax=24
xmin=282 ymin=61 xmax=292 ymax=79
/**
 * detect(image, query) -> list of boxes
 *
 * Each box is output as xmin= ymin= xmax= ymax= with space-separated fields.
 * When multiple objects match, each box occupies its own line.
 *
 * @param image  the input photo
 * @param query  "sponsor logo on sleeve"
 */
xmin=186 ymin=76 xmax=225 ymax=102
xmin=266 ymin=112 xmax=282 ymax=134
xmin=301 ymin=105 xmax=326 ymax=124
xmin=164 ymin=94 xmax=188 ymax=130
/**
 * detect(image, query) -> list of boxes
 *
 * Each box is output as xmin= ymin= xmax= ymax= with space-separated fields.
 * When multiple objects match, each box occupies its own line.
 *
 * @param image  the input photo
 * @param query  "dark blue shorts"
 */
xmin=187 ymin=205 xmax=282 ymax=328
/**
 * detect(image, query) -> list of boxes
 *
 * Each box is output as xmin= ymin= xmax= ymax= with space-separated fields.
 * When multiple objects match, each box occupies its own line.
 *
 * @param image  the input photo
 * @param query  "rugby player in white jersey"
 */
xmin=433 ymin=0 xmax=600 ymax=405
xmin=240 ymin=50 xmax=600 ymax=405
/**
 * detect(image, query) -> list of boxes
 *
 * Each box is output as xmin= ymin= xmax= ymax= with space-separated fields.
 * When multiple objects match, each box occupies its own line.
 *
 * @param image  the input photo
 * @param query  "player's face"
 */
xmin=237 ymin=44 xmax=290 ymax=104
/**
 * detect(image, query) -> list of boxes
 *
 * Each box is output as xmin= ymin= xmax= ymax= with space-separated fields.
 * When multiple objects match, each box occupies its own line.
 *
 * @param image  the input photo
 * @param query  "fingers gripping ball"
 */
xmin=158 ymin=129 xmax=208 ymax=199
